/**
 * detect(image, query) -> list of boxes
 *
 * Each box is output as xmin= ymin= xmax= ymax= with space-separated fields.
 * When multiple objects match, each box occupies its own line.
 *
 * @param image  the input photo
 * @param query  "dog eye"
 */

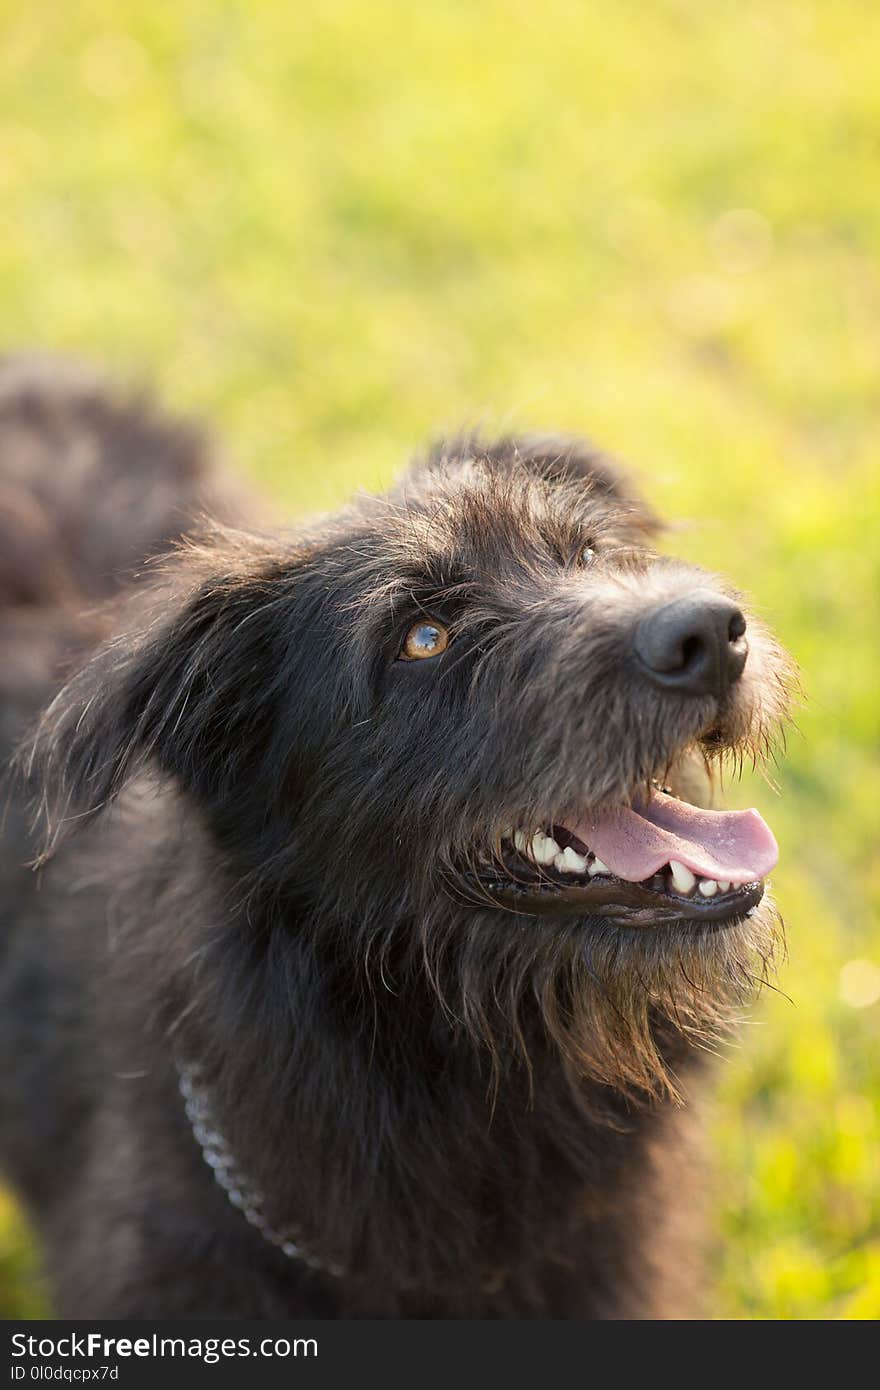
xmin=575 ymin=542 xmax=595 ymax=567
xmin=400 ymin=621 xmax=450 ymax=661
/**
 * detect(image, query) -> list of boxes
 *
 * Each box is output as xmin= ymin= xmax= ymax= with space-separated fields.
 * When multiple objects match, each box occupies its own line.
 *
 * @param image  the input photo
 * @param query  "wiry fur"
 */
xmin=0 ymin=360 xmax=793 ymax=1318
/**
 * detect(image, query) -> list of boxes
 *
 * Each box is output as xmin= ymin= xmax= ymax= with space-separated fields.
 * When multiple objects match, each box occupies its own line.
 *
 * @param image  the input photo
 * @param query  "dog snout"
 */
xmin=633 ymin=590 xmax=748 ymax=697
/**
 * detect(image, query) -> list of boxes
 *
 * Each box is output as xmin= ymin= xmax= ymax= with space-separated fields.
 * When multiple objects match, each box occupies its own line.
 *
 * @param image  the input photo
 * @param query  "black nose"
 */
xmin=633 ymin=591 xmax=748 ymax=697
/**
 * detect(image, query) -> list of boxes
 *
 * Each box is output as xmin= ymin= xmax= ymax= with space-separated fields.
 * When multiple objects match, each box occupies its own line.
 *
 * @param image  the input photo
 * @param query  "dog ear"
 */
xmin=417 ymin=433 xmax=661 ymax=534
xmin=26 ymin=532 xmax=315 ymax=858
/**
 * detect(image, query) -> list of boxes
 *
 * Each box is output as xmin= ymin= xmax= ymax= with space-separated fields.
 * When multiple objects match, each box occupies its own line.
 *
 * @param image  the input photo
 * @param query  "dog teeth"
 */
xmin=503 ymin=829 xmax=733 ymax=905
xmin=530 ymin=832 xmax=560 ymax=866
xmin=669 ymin=861 xmax=696 ymax=895
xmin=503 ymin=826 xmax=737 ymax=903
xmin=555 ymin=846 xmax=588 ymax=874
xmin=502 ymin=828 xmax=617 ymax=881
xmin=509 ymin=829 xmax=561 ymax=867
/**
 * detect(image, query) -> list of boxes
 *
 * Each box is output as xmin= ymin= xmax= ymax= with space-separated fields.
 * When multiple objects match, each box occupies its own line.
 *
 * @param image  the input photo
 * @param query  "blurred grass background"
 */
xmin=1 ymin=0 xmax=879 ymax=1320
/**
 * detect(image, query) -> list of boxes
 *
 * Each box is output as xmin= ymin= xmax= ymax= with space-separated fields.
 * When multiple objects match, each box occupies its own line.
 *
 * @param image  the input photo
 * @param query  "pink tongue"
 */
xmin=565 ymin=793 xmax=778 ymax=885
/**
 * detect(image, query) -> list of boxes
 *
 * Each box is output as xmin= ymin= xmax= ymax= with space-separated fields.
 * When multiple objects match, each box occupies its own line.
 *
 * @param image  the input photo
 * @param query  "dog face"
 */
xmin=34 ymin=436 xmax=794 ymax=1094
xmin=326 ymin=441 xmax=789 ymax=926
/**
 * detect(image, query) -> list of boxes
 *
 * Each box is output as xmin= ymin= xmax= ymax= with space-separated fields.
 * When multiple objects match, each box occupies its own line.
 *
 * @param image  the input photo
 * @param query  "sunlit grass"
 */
xmin=1 ymin=0 xmax=878 ymax=1319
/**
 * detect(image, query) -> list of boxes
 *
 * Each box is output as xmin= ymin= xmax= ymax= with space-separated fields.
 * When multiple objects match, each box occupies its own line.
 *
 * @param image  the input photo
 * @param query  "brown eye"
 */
xmin=400 ymin=621 xmax=450 ymax=661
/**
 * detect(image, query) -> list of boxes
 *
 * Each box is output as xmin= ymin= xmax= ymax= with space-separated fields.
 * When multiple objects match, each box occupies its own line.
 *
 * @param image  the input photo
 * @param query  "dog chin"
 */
xmin=416 ymin=872 xmax=782 ymax=1101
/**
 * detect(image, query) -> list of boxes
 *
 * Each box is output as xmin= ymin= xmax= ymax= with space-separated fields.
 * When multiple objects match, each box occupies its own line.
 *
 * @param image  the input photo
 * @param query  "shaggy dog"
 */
xmin=0 ymin=357 xmax=792 ymax=1318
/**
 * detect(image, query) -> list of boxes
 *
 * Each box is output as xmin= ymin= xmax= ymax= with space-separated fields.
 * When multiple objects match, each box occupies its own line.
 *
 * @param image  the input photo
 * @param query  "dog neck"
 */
xmin=160 ymin=900 xmax=699 ymax=1301
xmin=177 ymin=1059 xmax=346 ymax=1278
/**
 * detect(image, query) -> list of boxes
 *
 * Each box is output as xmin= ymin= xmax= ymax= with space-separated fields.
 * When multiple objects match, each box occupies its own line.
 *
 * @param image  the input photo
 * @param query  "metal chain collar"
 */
xmin=177 ymin=1062 xmax=344 ymax=1279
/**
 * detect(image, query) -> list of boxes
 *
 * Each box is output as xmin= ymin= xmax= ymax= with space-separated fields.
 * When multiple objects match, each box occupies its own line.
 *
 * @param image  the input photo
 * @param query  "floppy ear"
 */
xmin=416 ymin=432 xmax=661 ymax=534
xmin=26 ymin=532 xmax=315 ymax=859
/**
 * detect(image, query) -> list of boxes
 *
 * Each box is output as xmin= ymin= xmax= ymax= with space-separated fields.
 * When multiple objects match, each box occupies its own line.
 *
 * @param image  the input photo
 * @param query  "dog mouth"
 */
xmin=469 ymin=778 xmax=778 ymax=929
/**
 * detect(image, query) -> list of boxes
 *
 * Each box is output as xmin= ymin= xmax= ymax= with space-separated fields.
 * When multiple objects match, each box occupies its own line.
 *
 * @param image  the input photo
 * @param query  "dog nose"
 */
xmin=633 ymin=591 xmax=747 ymax=697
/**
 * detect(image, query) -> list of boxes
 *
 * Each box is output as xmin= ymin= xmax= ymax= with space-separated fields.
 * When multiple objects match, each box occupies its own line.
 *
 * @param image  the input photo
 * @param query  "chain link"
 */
xmin=177 ymin=1062 xmax=344 ymax=1278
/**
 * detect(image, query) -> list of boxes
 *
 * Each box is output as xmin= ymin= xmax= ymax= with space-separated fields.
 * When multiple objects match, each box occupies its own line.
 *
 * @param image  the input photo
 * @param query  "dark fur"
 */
xmin=0 ymin=359 xmax=792 ymax=1318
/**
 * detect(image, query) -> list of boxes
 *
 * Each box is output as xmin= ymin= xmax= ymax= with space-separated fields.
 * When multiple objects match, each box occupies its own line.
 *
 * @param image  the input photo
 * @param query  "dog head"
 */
xmin=31 ymin=435 xmax=794 ymax=1096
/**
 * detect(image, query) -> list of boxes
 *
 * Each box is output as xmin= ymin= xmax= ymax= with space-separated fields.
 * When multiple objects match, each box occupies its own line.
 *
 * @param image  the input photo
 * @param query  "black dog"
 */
xmin=0 ymin=357 xmax=793 ymax=1318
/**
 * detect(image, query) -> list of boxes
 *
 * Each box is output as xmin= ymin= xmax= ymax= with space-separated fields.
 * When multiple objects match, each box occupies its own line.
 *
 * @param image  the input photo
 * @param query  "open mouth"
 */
xmin=470 ymin=778 xmax=778 ymax=929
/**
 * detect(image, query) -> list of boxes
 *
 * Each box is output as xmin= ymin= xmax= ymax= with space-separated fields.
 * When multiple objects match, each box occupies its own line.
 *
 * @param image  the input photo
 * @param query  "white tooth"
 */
xmin=698 ymin=879 xmax=718 ymax=897
xmin=530 ymin=832 xmax=560 ymax=866
xmin=669 ymin=861 xmax=696 ymax=894
xmin=513 ymin=831 xmax=529 ymax=852
xmin=717 ymin=880 xmax=731 ymax=893
xmin=555 ymin=846 xmax=588 ymax=874
xmin=588 ymin=856 xmax=610 ymax=876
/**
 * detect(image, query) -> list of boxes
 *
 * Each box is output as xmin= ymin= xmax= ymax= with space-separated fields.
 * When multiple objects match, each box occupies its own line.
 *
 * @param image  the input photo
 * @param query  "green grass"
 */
xmin=2 ymin=0 xmax=879 ymax=1320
